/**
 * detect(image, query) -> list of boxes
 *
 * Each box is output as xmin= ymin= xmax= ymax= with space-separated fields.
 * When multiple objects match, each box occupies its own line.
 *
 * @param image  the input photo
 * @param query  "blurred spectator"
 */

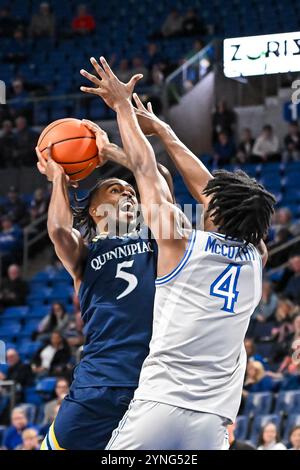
xmin=212 ymin=100 xmax=236 ymax=144
xmin=243 ymin=361 xmax=274 ymax=398
xmin=64 ymin=294 xmax=84 ymax=348
xmin=283 ymin=121 xmax=300 ymax=162
xmin=12 ymin=116 xmax=37 ymax=167
xmin=228 ymin=422 xmax=256 ymax=450
xmin=289 ymin=426 xmax=300 ymax=450
xmin=213 ymin=132 xmax=236 ymax=165
xmin=5 ymin=186 xmax=29 ymax=226
xmin=280 ymin=362 xmax=300 ymax=391
xmin=0 ymin=220 xmax=23 ymax=274
xmin=71 ymin=4 xmax=96 ymax=35
xmin=184 ymin=39 xmax=205 ymax=61
xmin=31 ymin=331 xmax=71 ymax=377
xmin=115 ymin=59 xmax=132 ymax=83
xmin=145 ymin=43 xmax=163 ymax=70
xmin=0 ymin=7 xmax=18 ymax=37
xmin=0 ymin=264 xmax=28 ymax=310
xmin=0 ymin=120 xmax=15 ymax=167
xmin=16 ymin=428 xmax=40 ymax=450
xmin=0 ymin=349 xmax=34 ymax=403
xmin=283 ymin=253 xmax=300 ymax=304
xmin=252 ymin=125 xmax=280 ymax=163
xmin=257 ymin=422 xmax=287 ymax=450
xmin=244 ymin=338 xmax=268 ymax=368
xmin=9 ymin=80 xmax=31 ymax=119
xmin=37 ymin=302 xmax=69 ymax=340
xmin=4 ymin=29 xmax=29 ymax=64
xmin=161 ymin=9 xmax=183 ymax=38
xmin=42 ymin=377 xmax=69 ymax=426
xmin=29 ymin=2 xmax=55 ymax=39
xmin=236 ymin=128 xmax=255 ymax=164
xmin=181 ymin=9 xmax=205 ymax=36
xmin=252 ymin=279 xmax=278 ymax=322
xmin=3 ymin=407 xmax=38 ymax=450
xmin=131 ymin=57 xmax=149 ymax=82
xmin=29 ymin=188 xmax=49 ymax=226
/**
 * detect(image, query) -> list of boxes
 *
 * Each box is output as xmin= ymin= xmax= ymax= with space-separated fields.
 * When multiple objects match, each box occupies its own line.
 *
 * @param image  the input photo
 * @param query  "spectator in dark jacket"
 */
xmin=3 ymin=407 xmax=38 ymax=450
xmin=0 ymin=264 xmax=28 ymax=310
xmin=212 ymin=100 xmax=236 ymax=144
xmin=0 ymin=120 xmax=15 ymax=167
xmin=28 ymin=2 xmax=55 ymax=38
xmin=181 ymin=9 xmax=205 ymax=36
xmin=236 ymin=128 xmax=255 ymax=164
xmin=0 ymin=221 xmax=23 ymax=274
xmin=283 ymin=254 xmax=300 ymax=305
xmin=12 ymin=116 xmax=37 ymax=167
xmin=0 ymin=349 xmax=34 ymax=402
xmin=0 ymin=7 xmax=18 ymax=37
xmin=283 ymin=121 xmax=300 ymax=162
xmin=5 ymin=186 xmax=29 ymax=226
xmin=213 ymin=132 xmax=236 ymax=165
xmin=31 ymin=331 xmax=71 ymax=377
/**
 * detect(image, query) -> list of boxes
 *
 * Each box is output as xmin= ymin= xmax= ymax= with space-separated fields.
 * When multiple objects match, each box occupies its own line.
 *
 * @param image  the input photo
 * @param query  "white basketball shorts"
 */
xmin=106 ymin=400 xmax=230 ymax=450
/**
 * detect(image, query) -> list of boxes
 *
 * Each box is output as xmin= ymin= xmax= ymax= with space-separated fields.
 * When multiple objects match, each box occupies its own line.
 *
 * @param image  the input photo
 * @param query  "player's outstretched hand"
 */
xmin=80 ymin=56 xmax=143 ymax=110
xmin=81 ymin=119 xmax=109 ymax=167
xmin=35 ymin=144 xmax=78 ymax=188
xmin=133 ymin=93 xmax=165 ymax=136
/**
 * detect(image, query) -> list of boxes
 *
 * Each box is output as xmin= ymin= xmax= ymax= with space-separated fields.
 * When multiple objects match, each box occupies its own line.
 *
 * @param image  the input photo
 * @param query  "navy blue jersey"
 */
xmin=73 ymin=227 xmax=157 ymax=388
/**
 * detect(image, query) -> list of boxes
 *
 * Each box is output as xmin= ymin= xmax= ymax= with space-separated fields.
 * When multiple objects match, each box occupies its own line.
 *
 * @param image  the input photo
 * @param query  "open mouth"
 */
xmin=119 ymin=199 xmax=135 ymax=214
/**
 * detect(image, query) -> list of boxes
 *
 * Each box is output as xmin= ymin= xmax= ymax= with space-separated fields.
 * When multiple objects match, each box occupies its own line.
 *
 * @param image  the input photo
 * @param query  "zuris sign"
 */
xmin=224 ymin=32 xmax=300 ymax=78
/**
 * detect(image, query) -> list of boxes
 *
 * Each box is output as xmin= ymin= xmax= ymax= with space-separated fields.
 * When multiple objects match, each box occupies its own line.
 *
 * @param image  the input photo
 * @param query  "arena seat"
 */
xmin=275 ymin=391 xmax=300 ymax=416
xmin=0 ymin=324 xmax=22 ymax=342
xmin=1 ymin=306 xmax=29 ymax=320
xmin=235 ymin=415 xmax=249 ymax=440
xmin=36 ymin=377 xmax=57 ymax=397
xmin=243 ymin=392 xmax=274 ymax=417
xmin=0 ymin=425 xmax=6 ymax=447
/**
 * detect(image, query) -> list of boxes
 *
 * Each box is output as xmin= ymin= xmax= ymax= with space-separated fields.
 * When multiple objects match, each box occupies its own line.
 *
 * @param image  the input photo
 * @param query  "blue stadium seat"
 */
xmin=249 ymin=414 xmax=281 ymax=446
xmin=2 ymin=306 xmax=29 ymax=320
xmin=36 ymin=377 xmax=57 ymax=396
xmin=26 ymin=288 xmax=52 ymax=304
xmin=283 ymin=414 xmax=300 ymax=443
xmin=0 ymin=425 xmax=6 ymax=447
xmin=27 ymin=306 xmax=51 ymax=319
xmin=18 ymin=341 xmax=42 ymax=360
xmin=235 ymin=415 xmax=249 ymax=440
xmin=275 ymin=391 xmax=300 ymax=416
xmin=0 ymin=324 xmax=22 ymax=341
xmin=243 ymin=392 xmax=273 ymax=417
xmin=24 ymin=387 xmax=43 ymax=407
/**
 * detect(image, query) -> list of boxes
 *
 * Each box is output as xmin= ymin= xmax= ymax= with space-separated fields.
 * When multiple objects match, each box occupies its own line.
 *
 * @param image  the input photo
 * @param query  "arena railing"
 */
xmin=163 ymin=41 xmax=215 ymax=112
xmin=0 ymin=380 xmax=16 ymax=417
xmin=268 ymin=233 xmax=300 ymax=273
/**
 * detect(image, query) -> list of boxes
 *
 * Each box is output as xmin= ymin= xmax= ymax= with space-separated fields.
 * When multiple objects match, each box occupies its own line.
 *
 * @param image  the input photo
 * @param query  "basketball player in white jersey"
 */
xmin=80 ymin=57 xmax=276 ymax=450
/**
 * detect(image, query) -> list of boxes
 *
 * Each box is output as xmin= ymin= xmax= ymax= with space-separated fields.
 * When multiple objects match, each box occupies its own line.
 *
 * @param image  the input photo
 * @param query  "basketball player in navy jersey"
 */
xmin=36 ymin=122 xmax=174 ymax=449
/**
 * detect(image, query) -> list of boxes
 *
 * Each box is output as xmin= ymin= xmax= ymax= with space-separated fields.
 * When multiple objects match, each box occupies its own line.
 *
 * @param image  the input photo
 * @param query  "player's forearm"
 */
xmin=156 ymin=124 xmax=213 ymax=204
xmin=47 ymin=173 xmax=73 ymax=238
xmin=116 ymin=100 xmax=157 ymax=175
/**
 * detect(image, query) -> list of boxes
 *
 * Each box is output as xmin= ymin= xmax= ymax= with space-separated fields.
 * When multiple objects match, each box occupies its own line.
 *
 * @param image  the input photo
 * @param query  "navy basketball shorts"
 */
xmin=40 ymin=386 xmax=134 ymax=450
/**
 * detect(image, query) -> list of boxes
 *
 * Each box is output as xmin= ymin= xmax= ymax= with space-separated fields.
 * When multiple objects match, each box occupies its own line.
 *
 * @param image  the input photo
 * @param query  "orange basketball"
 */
xmin=37 ymin=118 xmax=99 ymax=181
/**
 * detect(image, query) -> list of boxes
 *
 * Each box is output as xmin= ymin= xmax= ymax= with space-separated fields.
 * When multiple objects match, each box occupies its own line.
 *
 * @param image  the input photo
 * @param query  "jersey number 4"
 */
xmin=115 ymin=261 xmax=138 ymax=300
xmin=210 ymin=263 xmax=241 ymax=313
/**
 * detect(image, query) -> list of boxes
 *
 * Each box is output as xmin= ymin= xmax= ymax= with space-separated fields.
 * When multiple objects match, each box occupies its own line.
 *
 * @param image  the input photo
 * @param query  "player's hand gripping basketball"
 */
xmin=80 ymin=56 xmax=143 ymax=110
xmin=35 ymin=144 xmax=79 ymax=188
xmin=132 ymin=93 xmax=165 ymax=136
xmin=81 ymin=119 xmax=109 ymax=167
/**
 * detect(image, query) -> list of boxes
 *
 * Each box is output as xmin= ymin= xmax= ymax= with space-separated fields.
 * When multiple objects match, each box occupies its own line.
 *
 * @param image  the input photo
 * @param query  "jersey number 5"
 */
xmin=115 ymin=261 xmax=138 ymax=300
xmin=210 ymin=263 xmax=241 ymax=313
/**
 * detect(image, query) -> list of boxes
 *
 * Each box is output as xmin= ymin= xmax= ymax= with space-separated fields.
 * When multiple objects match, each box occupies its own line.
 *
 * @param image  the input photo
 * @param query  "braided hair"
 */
xmin=71 ymin=179 xmax=111 ymax=243
xmin=202 ymin=169 xmax=276 ymax=245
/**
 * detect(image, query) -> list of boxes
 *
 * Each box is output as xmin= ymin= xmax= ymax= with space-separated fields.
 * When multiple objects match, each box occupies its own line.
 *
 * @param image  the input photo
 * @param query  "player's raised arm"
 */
xmin=36 ymin=145 xmax=87 ymax=285
xmin=80 ymin=57 xmax=188 ymax=275
xmin=133 ymin=93 xmax=213 ymax=209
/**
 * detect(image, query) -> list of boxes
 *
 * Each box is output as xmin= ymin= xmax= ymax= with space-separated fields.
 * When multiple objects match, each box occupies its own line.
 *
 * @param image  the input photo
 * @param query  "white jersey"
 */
xmin=134 ymin=230 xmax=263 ymax=422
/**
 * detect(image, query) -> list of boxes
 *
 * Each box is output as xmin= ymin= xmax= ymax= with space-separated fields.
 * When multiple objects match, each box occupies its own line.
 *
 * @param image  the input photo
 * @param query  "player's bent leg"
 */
xmin=40 ymin=422 xmax=65 ymax=450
